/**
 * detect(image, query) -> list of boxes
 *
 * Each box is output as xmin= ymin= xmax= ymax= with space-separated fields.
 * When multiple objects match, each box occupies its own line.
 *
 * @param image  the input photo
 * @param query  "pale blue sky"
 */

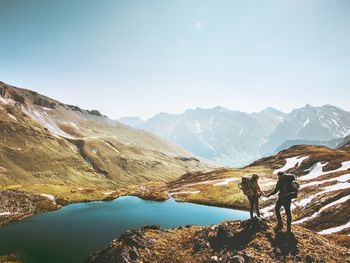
xmin=1 ymin=0 xmax=349 ymax=119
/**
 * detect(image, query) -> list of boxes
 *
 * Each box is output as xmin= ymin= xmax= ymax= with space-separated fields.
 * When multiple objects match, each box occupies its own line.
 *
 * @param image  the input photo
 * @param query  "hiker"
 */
xmin=248 ymin=174 xmax=265 ymax=219
xmin=239 ymin=174 xmax=265 ymax=219
xmin=267 ymin=171 xmax=298 ymax=233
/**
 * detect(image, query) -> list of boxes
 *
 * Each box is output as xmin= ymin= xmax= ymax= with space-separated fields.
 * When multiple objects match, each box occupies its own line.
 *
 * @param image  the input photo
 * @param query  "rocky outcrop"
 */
xmin=0 ymin=85 xmax=25 ymax=104
xmin=85 ymin=225 xmax=161 ymax=263
xmin=85 ymin=218 xmax=350 ymax=263
xmin=0 ymin=190 xmax=59 ymax=225
xmin=33 ymin=97 xmax=56 ymax=109
xmin=87 ymin=109 xmax=103 ymax=117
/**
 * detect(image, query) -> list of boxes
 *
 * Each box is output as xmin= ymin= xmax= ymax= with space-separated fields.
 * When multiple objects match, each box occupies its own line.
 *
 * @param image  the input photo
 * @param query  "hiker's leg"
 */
xmin=284 ymin=200 xmax=292 ymax=232
xmin=255 ymin=197 xmax=260 ymax=217
xmin=248 ymin=197 xmax=254 ymax=219
xmin=275 ymin=199 xmax=283 ymax=227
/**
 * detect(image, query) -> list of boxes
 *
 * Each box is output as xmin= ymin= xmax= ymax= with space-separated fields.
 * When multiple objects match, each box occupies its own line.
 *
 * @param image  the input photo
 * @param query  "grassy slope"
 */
xmin=0 ymin=102 xmax=114 ymax=203
xmin=0 ymin=81 xmax=212 ymax=203
xmin=167 ymin=166 xmax=275 ymax=209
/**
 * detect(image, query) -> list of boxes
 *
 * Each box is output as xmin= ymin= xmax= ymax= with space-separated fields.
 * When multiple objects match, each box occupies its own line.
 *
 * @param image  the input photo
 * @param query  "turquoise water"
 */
xmin=0 ymin=196 xmax=249 ymax=263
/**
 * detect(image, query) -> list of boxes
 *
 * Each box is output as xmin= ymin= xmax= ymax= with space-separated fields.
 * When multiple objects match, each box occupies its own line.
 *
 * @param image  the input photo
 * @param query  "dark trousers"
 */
xmin=248 ymin=196 xmax=260 ymax=219
xmin=275 ymin=197 xmax=292 ymax=230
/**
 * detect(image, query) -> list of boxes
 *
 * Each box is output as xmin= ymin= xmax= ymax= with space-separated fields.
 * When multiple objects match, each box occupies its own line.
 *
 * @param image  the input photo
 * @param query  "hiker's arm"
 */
xmin=268 ymin=181 xmax=280 ymax=196
xmin=257 ymin=184 xmax=265 ymax=196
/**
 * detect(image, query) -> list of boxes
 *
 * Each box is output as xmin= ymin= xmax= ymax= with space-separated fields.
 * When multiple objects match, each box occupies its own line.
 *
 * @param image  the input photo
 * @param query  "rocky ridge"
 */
xmin=86 ymin=218 xmax=350 ymax=263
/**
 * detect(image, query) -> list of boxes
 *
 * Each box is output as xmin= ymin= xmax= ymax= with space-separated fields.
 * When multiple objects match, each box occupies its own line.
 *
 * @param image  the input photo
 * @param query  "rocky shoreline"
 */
xmin=0 ymin=189 xmax=60 ymax=226
xmin=2 ymin=187 xmax=350 ymax=263
xmin=0 ymin=184 xmax=180 ymax=226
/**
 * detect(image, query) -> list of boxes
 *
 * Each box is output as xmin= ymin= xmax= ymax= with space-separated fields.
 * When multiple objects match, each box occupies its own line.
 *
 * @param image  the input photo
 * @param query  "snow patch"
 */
xmin=194 ymin=121 xmax=203 ymax=133
xmin=68 ymin=122 xmax=78 ymax=128
xmin=21 ymin=106 xmax=70 ymax=137
xmin=103 ymin=141 xmax=120 ymax=154
xmin=40 ymin=194 xmax=55 ymax=201
xmin=104 ymin=191 xmax=117 ymax=195
xmin=169 ymin=190 xmax=200 ymax=196
xmin=273 ymin=156 xmax=309 ymax=174
xmin=213 ymin=178 xmax=240 ymax=186
xmin=8 ymin=113 xmax=17 ymax=121
xmin=300 ymin=162 xmax=328 ymax=181
xmin=258 ymin=137 xmax=268 ymax=149
xmin=0 ymin=212 xmax=11 ymax=216
xmin=301 ymin=173 xmax=350 ymax=189
xmin=301 ymin=161 xmax=350 ymax=181
xmin=295 ymin=181 xmax=350 ymax=207
xmin=260 ymin=204 xmax=275 ymax=218
xmin=318 ymin=220 xmax=350 ymax=235
xmin=302 ymin=118 xmax=310 ymax=127
xmin=294 ymin=195 xmax=350 ymax=224
xmin=331 ymin=118 xmax=340 ymax=127
xmin=0 ymin=97 xmax=15 ymax=105
xmin=322 ymin=181 xmax=350 ymax=192
xmin=0 ymin=97 xmax=8 ymax=104
xmin=184 ymin=178 xmax=239 ymax=187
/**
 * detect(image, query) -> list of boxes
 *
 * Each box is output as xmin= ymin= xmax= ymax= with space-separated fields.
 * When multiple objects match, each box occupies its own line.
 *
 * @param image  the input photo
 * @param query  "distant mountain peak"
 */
xmin=121 ymin=104 xmax=350 ymax=167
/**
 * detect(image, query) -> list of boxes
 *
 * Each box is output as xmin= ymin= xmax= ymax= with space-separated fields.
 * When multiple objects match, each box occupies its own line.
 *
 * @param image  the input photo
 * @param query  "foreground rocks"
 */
xmin=0 ymin=190 xmax=59 ymax=225
xmin=86 ymin=218 xmax=350 ymax=263
xmin=0 ymin=255 xmax=21 ymax=263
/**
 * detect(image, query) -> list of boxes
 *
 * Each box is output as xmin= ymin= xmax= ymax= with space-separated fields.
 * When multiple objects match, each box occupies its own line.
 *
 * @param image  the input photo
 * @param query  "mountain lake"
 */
xmin=0 ymin=196 xmax=249 ymax=263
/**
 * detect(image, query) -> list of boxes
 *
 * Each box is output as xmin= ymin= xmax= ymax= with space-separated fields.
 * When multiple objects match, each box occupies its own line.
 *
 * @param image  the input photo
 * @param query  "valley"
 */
xmin=0 ymin=81 xmax=213 ymax=225
xmin=0 ymin=81 xmax=349 ymax=262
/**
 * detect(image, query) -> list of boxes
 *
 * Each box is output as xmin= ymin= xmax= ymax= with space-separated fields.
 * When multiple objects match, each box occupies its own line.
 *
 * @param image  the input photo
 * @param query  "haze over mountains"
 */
xmin=120 ymin=105 xmax=350 ymax=167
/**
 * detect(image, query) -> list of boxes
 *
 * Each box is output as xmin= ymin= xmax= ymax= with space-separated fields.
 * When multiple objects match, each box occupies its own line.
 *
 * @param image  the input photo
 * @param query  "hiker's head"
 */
xmin=277 ymin=171 xmax=284 ymax=179
xmin=252 ymin=173 xmax=259 ymax=181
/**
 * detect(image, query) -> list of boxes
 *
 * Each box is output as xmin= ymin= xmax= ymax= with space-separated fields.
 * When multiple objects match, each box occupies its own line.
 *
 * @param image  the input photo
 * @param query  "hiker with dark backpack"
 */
xmin=267 ymin=171 xmax=300 ymax=233
xmin=238 ymin=174 xmax=265 ymax=219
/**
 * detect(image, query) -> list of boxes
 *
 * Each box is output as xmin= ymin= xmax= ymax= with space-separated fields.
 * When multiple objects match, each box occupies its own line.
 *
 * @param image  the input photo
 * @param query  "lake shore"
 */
xmin=0 ymin=195 xmax=249 ymax=263
xmin=0 ymin=184 xmax=250 ymax=227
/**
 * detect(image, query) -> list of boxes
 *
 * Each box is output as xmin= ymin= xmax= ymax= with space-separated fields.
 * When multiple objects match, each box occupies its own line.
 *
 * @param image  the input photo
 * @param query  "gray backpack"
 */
xmin=238 ymin=176 xmax=256 ymax=197
xmin=283 ymin=174 xmax=299 ymax=199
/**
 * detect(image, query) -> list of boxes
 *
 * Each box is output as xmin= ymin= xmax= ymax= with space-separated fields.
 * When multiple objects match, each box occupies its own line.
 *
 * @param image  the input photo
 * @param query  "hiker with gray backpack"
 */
xmin=267 ymin=171 xmax=300 ymax=233
xmin=238 ymin=174 xmax=265 ymax=219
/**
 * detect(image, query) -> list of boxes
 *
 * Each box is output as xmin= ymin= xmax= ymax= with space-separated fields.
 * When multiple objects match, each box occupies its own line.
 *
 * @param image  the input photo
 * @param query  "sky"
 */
xmin=0 ymin=0 xmax=349 ymax=120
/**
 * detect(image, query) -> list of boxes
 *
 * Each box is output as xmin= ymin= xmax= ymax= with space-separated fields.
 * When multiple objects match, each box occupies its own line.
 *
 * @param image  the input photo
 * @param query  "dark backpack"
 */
xmin=238 ymin=176 xmax=256 ymax=197
xmin=283 ymin=174 xmax=299 ymax=199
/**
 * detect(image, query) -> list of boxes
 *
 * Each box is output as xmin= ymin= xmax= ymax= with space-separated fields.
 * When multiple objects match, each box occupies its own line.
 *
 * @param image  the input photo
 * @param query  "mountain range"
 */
xmin=120 ymin=105 xmax=350 ymax=167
